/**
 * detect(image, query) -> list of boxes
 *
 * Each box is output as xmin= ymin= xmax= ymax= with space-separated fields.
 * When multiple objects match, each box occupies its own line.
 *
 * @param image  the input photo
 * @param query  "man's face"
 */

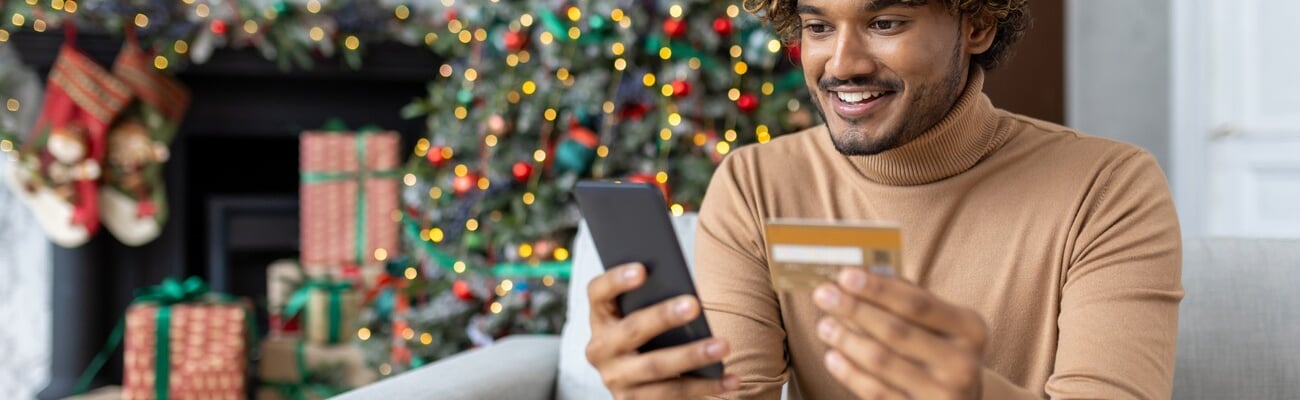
xmin=797 ymin=0 xmax=976 ymax=155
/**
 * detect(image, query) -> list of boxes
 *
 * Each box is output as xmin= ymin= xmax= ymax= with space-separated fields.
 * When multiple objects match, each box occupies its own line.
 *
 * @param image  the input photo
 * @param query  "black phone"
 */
xmin=573 ymin=180 xmax=724 ymax=379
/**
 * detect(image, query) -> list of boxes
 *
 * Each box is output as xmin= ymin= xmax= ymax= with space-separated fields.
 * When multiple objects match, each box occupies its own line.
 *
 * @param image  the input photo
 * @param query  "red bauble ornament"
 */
xmin=511 ymin=162 xmax=534 ymax=183
xmin=452 ymin=280 xmax=473 ymax=300
xmin=671 ymin=80 xmax=692 ymax=98
xmin=503 ymin=31 xmax=528 ymax=52
xmin=712 ymin=17 xmax=733 ymax=36
xmin=453 ymin=172 xmax=479 ymax=195
xmin=663 ymin=18 xmax=687 ymax=38
xmin=426 ymin=146 xmax=449 ymax=167
xmin=737 ymin=93 xmax=759 ymax=113
xmin=445 ymin=10 xmax=459 ymax=22
xmin=210 ymin=20 xmax=228 ymax=35
xmin=787 ymin=43 xmax=802 ymax=64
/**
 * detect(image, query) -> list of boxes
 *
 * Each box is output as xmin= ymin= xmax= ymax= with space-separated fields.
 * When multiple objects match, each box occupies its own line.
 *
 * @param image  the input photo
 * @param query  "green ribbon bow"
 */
xmin=400 ymin=213 xmax=572 ymax=279
xmin=73 ymin=277 xmax=255 ymax=400
xmin=301 ymin=123 xmax=400 ymax=265
xmin=283 ymin=279 xmax=354 ymax=344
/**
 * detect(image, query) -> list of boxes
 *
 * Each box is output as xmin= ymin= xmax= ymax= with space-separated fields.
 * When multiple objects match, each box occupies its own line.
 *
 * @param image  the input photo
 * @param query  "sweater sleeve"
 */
xmin=1045 ymin=150 xmax=1184 ymax=399
xmin=695 ymin=152 xmax=788 ymax=400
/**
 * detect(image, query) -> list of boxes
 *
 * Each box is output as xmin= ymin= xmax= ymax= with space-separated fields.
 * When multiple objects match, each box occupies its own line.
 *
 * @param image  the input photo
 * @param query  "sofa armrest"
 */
xmin=333 ymin=335 xmax=562 ymax=400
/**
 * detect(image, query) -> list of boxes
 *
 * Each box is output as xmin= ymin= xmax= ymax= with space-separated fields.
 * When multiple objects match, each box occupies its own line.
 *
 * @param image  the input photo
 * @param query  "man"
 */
xmin=585 ymin=0 xmax=1183 ymax=399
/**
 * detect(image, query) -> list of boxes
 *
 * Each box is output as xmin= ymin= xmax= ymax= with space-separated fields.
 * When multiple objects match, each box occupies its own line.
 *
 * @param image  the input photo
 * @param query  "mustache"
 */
xmin=818 ymin=76 xmax=903 ymax=91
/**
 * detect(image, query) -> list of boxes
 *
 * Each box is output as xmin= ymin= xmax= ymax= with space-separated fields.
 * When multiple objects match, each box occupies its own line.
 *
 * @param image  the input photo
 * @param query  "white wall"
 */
xmin=1067 ymin=0 xmax=1173 ymax=170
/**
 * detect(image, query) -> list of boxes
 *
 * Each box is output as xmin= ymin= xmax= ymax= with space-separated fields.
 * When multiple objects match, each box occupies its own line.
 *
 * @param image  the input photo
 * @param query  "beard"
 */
xmin=813 ymin=41 xmax=967 ymax=156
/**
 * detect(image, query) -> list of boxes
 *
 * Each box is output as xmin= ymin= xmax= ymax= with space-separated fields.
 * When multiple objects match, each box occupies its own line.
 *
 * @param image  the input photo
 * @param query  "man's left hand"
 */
xmin=812 ymin=269 xmax=989 ymax=400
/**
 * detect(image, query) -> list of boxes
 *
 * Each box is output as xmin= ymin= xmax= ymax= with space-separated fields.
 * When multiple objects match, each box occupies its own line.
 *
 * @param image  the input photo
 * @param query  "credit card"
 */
xmin=764 ymin=219 xmax=901 ymax=292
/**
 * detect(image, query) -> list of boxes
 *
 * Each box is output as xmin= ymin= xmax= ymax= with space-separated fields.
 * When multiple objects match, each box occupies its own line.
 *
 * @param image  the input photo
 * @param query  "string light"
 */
xmin=466 ymin=218 xmax=479 ymax=231
xmin=402 ymin=328 xmax=415 ymax=340
xmin=375 ymin=248 xmax=389 ymax=261
xmin=768 ymin=39 xmax=783 ymax=53
xmin=506 ymin=54 xmax=519 ymax=67
xmin=454 ymin=164 xmax=469 ymax=177
xmin=522 ymin=192 xmax=536 ymax=205
xmin=668 ymin=113 xmax=682 ymax=126
xmin=379 ymin=364 xmax=392 ymax=376
xmin=464 ymin=68 xmax=478 ymax=81
xmin=419 ymin=229 xmax=431 ymax=241
xmin=603 ymin=101 xmax=616 ymax=114
xmin=730 ymin=45 xmax=743 ymax=58
xmin=476 ymin=177 xmax=490 ymax=190
xmin=448 ymin=19 xmax=463 ymax=33
xmin=474 ymin=28 xmax=487 ymax=42
xmin=345 ymin=35 xmax=360 ymax=50
xmin=659 ymin=47 xmax=672 ymax=60
xmin=501 ymin=279 xmax=514 ymax=291
xmin=307 ymin=0 xmax=321 ymax=14
xmin=153 ymin=56 xmax=169 ymax=70
xmin=611 ymin=42 xmax=625 ymax=55
xmin=554 ymin=248 xmax=570 ymax=261
xmin=424 ymin=33 xmax=438 ymax=45
xmin=533 ymin=149 xmax=547 ymax=162
xmin=395 ymin=5 xmax=410 ymax=20
xmin=716 ymin=141 xmax=731 ymax=155
xmin=688 ymin=58 xmax=701 ymax=70
xmin=428 ymin=187 xmax=442 ymax=199
xmin=671 ymin=204 xmax=685 ymax=216
xmin=5 ymin=99 xmax=18 ymax=112
xmin=556 ymin=68 xmax=570 ymax=80
xmin=457 ymin=30 xmax=472 ymax=43
xmin=195 ymin=4 xmax=210 ymax=18
xmin=725 ymin=129 xmax=738 ymax=142
xmin=404 ymin=267 xmax=418 ymax=280
xmin=661 ymin=84 xmax=674 ymax=97
xmin=441 ymin=0 xmax=454 ymax=6
xmin=520 ymin=14 xmax=534 ymax=27
xmin=520 ymin=79 xmax=536 ymax=95
xmin=33 ymin=19 xmax=45 ymax=32
xmin=243 ymin=20 xmax=258 ymax=34
xmin=0 ymin=30 xmax=8 ymax=42
xmin=454 ymin=107 xmax=468 ymax=119
xmin=613 ymin=58 xmax=626 ymax=71
xmin=543 ymin=276 xmax=556 ymax=287
xmin=543 ymin=108 xmax=557 ymax=121
xmin=52 ymin=0 xmax=64 ymax=10
xmin=727 ymin=5 xmax=741 ymax=18
xmin=596 ymin=145 xmax=609 ymax=158
xmin=568 ymin=27 xmax=581 ymax=40
xmin=484 ymin=134 xmax=498 ymax=147
xmin=134 ymin=13 xmax=148 ymax=28
xmin=64 ymin=0 xmax=77 ymax=13
xmin=439 ymin=64 xmax=454 ymax=77
xmin=728 ymin=88 xmax=741 ymax=101
xmin=430 ymin=228 xmax=445 ymax=242
xmin=655 ymin=171 xmax=669 ymax=183
xmin=669 ymin=4 xmax=683 ymax=18
xmin=539 ymin=31 xmax=554 ymax=45
xmin=420 ymin=333 xmax=433 ymax=345
xmin=693 ymin=133 xmax=708 ymax=146
xmin=642 ymin=73 xmax=656 ymax=87
xmin=611 ymin=9 xmax=625 ymax=21
xmin=734 ymin=61 xmax=749 ymax=75
xmin=567 ymin=6 xmax=582 ymax=22
xmin=358 ymin=327 xmax=371 ymax=340
xmin=659 ymin=129 xmax=673 ymax=141
xmin=11 ymin=13 xmax=26 ymax=26
xmin=762 ymin=82 xmax=775 ymax=95
xmin=490 ymin=302 xmax=503 ymax=314
xmin=309 ymin=27 xmax=325 ymax=41
xmin=1 ymin=140 xmax=13 ymax=153
xmin=403 ymin=173 xmax=417 ymax=186
xmin=519 ymin=243 xmax=533 ymax=258
xmin=453 ymin=261 xmax=466 ymax=273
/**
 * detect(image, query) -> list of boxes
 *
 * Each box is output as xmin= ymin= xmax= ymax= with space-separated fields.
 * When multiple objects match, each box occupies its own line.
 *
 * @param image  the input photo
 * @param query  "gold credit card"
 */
xmin=764 ymin=219 xmax=901 ymax=292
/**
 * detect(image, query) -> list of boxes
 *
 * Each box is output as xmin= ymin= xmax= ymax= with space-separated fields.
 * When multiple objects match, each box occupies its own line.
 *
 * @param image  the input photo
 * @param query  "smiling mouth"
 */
xmin=829 ymin=89 xmax=894 ymax=119
xmin=835 ymin=90 xmax=887 ymax=103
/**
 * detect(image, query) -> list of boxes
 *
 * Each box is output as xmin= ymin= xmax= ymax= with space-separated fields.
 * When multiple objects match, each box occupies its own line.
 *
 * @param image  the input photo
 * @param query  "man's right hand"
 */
xmin=586 ymin=262 xmax=741 ymax=399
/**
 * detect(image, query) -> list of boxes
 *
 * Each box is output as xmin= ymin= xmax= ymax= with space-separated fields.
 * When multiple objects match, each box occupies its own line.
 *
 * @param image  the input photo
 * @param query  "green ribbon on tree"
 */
xmin=283 ymin=279 xmax=354 ymax=343
xmin=400 ymin=213 xmax=572 ymax=279
xmin=72 ymin=277 xmax=256 ymax=400
xmin=774 ymin=70 xmax=807 ymax=92
xmin=300 ymin=123 xmax=400 ymax=265
xmin=643 ymin=34 xmax=722 ymax=70
xmin=536 ymin=7 xmax=613 ymax=45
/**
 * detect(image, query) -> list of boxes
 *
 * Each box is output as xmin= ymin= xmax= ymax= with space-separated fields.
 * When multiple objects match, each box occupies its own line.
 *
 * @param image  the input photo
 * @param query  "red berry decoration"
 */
xmin=453 ymin=172 xmax=479 ymax=195
xmin=671 ymin=80 xmax=691 ymax=98
xmin=503 ymin=31 xmax=528 ymax=52
xmin=663 ymin=18 xmax=687 ymax=38
xmin=426 ymin=146 xmax=449 ymax=167
xmin=511 ymin=161 xmax=534 ymax=183
xmin=452 ymin=280 xmax=473 ymax=300
xmin=445 ymin=9 xmax=458 ymax=22
xmin=210 ymin=20 xmax=228 ymax=35
xmin=712 ymin=17 xmax=733 ymax=36
xmin=787 ymin=43 xmax=802 ymax=64
xmin=737 ymin=93 xmax=759 ymax=113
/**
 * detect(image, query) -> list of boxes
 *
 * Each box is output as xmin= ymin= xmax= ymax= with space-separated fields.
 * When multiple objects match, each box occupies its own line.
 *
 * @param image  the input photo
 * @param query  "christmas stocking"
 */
xmin=101 ymin=35 xmax=189 ymax=246
xmin=4 ymin=29 xmax=131 ymax=247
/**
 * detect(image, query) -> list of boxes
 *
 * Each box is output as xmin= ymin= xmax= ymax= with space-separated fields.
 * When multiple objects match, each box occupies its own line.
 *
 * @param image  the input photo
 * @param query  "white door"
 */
xmin=1173 ymin=0 xmax=1300 ymax=238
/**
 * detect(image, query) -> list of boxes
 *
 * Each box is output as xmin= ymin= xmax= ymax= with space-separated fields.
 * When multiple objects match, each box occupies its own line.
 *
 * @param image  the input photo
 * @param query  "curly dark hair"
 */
xmin=743 ymin=0 xmax=1032 ymax=70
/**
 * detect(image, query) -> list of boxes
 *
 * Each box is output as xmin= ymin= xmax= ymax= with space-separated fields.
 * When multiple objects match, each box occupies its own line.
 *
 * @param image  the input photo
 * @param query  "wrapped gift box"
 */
xmin=299 ymin=131 xmax=402 ymax=270
xmin=122 ymin=300 xmax=250 ymax=400
xmin=256 ymin=337 xmax=377 ymax=400
xmin=267 ymin=259 xmax=368 ymax=344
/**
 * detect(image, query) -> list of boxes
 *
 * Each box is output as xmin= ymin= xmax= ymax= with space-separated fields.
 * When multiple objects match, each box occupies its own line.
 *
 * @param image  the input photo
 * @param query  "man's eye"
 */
xmin=870 ymin=20 xmax=901 ymax=30
xmin=803 ymin=23 xmax=830 ymax=34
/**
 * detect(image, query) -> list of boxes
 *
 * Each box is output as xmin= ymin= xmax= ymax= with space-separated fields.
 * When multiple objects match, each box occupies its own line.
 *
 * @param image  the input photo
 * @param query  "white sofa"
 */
xmin=335 ymin=213 xmax=1300 ymax=400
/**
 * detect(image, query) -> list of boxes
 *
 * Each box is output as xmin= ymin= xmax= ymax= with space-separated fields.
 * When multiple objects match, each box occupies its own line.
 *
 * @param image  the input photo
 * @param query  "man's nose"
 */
xmin=825 ymin=30 xmax=878 ymax=81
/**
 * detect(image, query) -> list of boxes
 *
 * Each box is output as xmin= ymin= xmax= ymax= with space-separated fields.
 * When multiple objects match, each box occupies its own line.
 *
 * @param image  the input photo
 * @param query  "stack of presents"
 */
xmin=88 ymin=129 xmax=403 ymax=400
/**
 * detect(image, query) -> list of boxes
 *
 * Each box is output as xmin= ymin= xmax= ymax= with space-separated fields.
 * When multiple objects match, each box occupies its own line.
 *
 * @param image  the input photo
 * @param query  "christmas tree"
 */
xmin=1 ymin=0 xmax=817 ymax=379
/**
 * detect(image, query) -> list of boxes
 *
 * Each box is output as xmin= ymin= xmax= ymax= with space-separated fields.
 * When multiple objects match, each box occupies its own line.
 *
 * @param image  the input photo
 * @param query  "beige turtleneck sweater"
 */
xmin=695 ymin=68 xmax=1183 ymax=400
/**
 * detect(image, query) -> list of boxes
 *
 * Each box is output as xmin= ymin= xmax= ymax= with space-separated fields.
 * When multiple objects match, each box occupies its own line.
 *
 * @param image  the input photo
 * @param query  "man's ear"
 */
xmin=964 ymin=15 xmax=997 ymax=56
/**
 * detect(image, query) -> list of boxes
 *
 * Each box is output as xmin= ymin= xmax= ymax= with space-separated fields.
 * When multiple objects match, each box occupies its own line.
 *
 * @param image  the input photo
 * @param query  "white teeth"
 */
xmin=835 ymin=91 xmax=885 ymax=103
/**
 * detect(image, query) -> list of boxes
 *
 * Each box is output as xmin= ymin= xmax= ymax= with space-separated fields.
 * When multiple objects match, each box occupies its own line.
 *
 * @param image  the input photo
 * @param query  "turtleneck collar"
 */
xmin=833 ymin=67 xmax=1009 ymax=186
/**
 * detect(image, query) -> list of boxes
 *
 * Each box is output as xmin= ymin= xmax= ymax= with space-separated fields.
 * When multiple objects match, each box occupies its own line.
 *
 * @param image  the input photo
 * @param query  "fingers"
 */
xmin=601 ymin=338 xmax=729 ymax=387
xmin=588 ymin=263 xmax=646 ymax=324
xmin=587 ymin=292 xmax=700 ymax=364
xmin=829 ymin=269 xmax=988 ymax=350
xmin=819 ymin=318 xmax=972 ymax=398
xmin=823 ymin=350 xmax=909 ymax=400
xmin=813 ymin=284 xmax=967 ymax=373
xmin=611 ymin=375 xmax=741 ymax=400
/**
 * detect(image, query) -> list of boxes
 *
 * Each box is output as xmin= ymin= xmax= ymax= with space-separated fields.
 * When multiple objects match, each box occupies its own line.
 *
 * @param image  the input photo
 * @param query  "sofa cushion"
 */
xmin=1174 ymin=238 xmax=1300 ymax=400
xmin=556 ymin=213 xmax=700 ymax=400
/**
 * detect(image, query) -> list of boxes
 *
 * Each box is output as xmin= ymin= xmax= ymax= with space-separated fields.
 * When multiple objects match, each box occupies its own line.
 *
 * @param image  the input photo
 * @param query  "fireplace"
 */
xmin=12 ymin=30 xmax=437 ymax=398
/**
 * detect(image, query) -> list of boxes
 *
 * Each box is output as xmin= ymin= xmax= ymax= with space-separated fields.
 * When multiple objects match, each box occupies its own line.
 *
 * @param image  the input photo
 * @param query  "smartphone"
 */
xmin=573 ymin=180 xmax=724 ymax=379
